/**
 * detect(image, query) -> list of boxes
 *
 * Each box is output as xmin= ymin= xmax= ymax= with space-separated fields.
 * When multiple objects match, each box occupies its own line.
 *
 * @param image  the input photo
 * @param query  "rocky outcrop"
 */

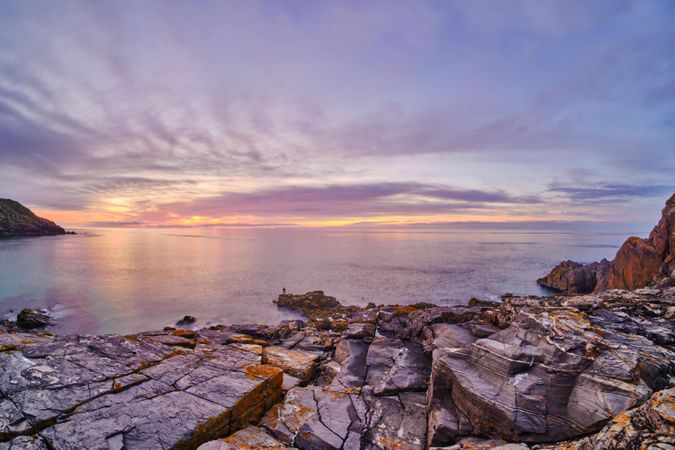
xmin=2 ymin=287 xmax=673 ymax=449
xmin=0 ymin=199 xmax=66 ymax=237
xmin=536 ymin=259 xmax=610 ymax=293
xmin=15 ymin=309 xmax=50 ymax=329
xmin=537 ymin=388 xmax=675 ymax=450
xmin=538 ymin=193 xmax=675 ymax=293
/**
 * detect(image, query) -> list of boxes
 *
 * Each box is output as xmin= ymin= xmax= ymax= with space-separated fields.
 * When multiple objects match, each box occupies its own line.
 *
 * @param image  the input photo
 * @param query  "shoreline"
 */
xmin=1 ymin=287 xmax=673 ymax=449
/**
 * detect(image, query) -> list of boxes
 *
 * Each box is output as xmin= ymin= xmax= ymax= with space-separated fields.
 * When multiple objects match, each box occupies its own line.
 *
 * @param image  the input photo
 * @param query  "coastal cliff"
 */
xmin=0 ymin=199 xmax=66 ymax=237
xmin=538 ymin=193 xmax=675 ymax=293
xmin=1 ymin=286 xmax=673 ymax=449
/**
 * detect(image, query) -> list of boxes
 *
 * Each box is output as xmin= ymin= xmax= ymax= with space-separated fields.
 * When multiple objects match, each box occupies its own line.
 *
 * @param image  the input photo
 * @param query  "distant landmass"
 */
xmin=0 ymin=198 xmax=66 ymax=237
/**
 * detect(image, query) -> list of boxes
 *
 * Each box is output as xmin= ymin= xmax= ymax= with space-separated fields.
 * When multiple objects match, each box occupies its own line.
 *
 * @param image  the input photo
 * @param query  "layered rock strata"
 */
xmin=1 ymin=285 xmax=674 ymax=449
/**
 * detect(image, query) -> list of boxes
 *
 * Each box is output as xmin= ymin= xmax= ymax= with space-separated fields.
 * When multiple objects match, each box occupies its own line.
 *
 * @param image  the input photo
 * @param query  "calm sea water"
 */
xmin=0 ymin=226 xmax=646 ymax=335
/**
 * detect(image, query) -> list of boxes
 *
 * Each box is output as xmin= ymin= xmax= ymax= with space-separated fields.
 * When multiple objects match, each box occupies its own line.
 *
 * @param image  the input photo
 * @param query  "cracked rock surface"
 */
xmin=2 ymin=284 xmax=674 ymax=449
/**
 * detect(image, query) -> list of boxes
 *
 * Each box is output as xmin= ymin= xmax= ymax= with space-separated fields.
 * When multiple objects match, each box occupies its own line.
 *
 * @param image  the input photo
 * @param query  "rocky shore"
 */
xmin=538 ymin=194 xmax=675 ymax=294
xmin=1 ymin=286 xmax=673 ymax=449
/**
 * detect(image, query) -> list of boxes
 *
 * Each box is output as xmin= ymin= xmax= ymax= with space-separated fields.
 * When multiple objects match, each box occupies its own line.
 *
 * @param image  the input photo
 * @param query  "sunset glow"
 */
xmin=2 ymin=1 xmax=674 ymax=228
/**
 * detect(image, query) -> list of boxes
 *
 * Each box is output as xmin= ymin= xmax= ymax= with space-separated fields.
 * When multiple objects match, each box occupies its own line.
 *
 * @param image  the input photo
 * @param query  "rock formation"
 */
xmin=2 ymin=286 xmax=672 ymax=449
xmin=538 ymin=193 xmax=675 ymax=293
xmin=0 ymin=199 xmax=66 ymax=237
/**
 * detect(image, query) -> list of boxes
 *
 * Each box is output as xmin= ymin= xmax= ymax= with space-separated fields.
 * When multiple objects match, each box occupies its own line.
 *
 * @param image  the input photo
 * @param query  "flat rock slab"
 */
xmin=0 ymin=330 xmax=283 ymax=449
xmin=262 ymin=346 xmax=320 ymax=383
xmin=197 ymin=425 xmax=291 ymax=449
xmin=366 ymin=338 xmax=430 ymax=395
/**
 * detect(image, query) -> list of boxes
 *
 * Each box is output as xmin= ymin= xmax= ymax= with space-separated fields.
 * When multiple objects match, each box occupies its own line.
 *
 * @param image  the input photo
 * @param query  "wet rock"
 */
xmin=15 ymin=309 xmax=50 ymax=329
xmin=176 ymin=315 xmax=196 ymax=326
xmin=366 ymin=338 xmax=430 ymax=395
xmin=197 ymin=425 xmax=290 ymax=449
xmin=262 ymin=346 xmax=320 ymax=383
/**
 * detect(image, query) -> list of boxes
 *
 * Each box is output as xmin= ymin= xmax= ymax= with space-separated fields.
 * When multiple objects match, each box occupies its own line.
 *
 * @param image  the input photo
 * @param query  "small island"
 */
xmin=0 ymin=199 xmax=67 ymax=237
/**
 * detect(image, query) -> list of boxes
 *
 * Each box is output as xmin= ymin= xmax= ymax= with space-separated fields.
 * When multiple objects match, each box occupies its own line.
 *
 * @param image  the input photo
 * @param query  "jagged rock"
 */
xmin=366 ymin=338 xmax=430 ymax=395
xmin=536 ymin=259 xmax=609 ymax=293
xmin=260 ymin=386 xmax=366 ymax=449
xmin=538 ymin=193 xmax=675 ymax=293
xmin=343 ymin=322 xmax=376 ymax=340
xmin=15 ymin=309 xmax=50 ymax=329
xmin=600 ymin=236 xmax=663 ymax=291
xmin=361 ymin=390 xmax=427 ymax=450
xmin=378 ymin=305 xmax=481 ymax=340
xmin=0 ymin=435 xmax=49 ymax=450
xmin=434 ymin=437 xmax=529 ymax=449
xmin=262 ymin=346 xmax=320 ymax=383
xmin=429 ymin=293 xmax=675 ymax=443
xmin=328 ymin=338 xmax=369 ymax=392
xmin=0 ymin=199 xmax=66 ymax=237
xmin=0 ymin=330 xmax=283 ymax=449
xmin=537 ymin=388 xmax=675 ymax=450
xmin=197 ymin=425 xmax=290 ymax=449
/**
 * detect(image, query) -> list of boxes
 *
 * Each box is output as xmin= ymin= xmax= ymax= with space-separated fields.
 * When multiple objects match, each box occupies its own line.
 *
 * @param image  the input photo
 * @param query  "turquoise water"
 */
xmin=0 ymin=226 xmax=645 ymax=334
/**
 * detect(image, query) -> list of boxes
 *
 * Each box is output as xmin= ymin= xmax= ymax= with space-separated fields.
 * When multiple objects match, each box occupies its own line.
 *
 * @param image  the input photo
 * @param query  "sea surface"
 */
xmin=0 ymin=225 xmax=648 ymax=335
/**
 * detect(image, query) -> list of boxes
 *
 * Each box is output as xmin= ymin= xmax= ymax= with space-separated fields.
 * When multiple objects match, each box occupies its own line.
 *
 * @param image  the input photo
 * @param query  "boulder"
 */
xmin=537 ymin=388 xmax=675 ymax=450
xmin=536 ymin=259 xmax=609 ymax=293
xmin=15 ymin=309 xmax=50 ymax=329
xmin=262 ymin=346 xmax=320 ymax=383
xmin=366 ymin=338 xmax=430 ymax=395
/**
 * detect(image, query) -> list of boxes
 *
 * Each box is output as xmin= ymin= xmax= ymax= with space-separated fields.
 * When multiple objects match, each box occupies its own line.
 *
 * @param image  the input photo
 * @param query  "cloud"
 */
xmin=549 ymin=183 xmax=675 ymax=201
xmin=157 ymin=183 xmax=542 ymax=219
xmin=0 ymin=0 xmax=673 ymax=223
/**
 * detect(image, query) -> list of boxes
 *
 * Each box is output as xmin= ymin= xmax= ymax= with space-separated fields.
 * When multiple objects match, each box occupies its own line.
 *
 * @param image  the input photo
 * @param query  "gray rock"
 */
xmin=15 ymin=309 xmax=50 ymax=330
xmin=362 ymin=391 xmax=427 ymax=450
xmin=198 ymin=425 xmax=290 ymax=449
xmin=0 ymin=330 xmax=284 ymax=449
xmin=260 ymin=386 xmax=366 ymax=449
xmin=366 ymin=338 xmax=430 ymax=395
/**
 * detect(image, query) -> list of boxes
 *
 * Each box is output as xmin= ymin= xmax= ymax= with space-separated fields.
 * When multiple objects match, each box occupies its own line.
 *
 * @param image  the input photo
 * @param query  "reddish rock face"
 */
xmin=539 ymin=194 xmax=675 ymax=294
xmin=599 ymin=236 xmax=663 ymax=291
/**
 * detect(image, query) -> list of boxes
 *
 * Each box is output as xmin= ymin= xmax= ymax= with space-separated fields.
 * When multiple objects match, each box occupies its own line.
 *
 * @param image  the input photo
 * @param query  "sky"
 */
xmin=1 ymin=0 xmax=674 ymax=228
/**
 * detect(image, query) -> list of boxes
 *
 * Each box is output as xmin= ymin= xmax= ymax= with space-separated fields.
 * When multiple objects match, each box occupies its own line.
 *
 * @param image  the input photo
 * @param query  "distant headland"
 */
xmin=0 ymin=198 xmax=70 ymax=237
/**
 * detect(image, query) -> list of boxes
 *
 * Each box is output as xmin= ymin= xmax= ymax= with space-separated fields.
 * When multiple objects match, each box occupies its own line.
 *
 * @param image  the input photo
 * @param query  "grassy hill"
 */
xmin=0 ymin=199 xmax=66 ymax=237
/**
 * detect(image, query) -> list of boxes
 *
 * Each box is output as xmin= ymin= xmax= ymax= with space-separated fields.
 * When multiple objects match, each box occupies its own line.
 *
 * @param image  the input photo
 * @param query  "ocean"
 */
xmin=0 ymin=225 xmax=647 ymax=335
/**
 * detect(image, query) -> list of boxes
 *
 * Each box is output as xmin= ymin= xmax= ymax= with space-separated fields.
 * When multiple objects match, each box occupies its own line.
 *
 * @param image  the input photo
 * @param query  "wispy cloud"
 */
xmin=549 ymin=183 xmax=675 ymax=201
xmin=0 ymin=0 xmax=673 ymax=224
